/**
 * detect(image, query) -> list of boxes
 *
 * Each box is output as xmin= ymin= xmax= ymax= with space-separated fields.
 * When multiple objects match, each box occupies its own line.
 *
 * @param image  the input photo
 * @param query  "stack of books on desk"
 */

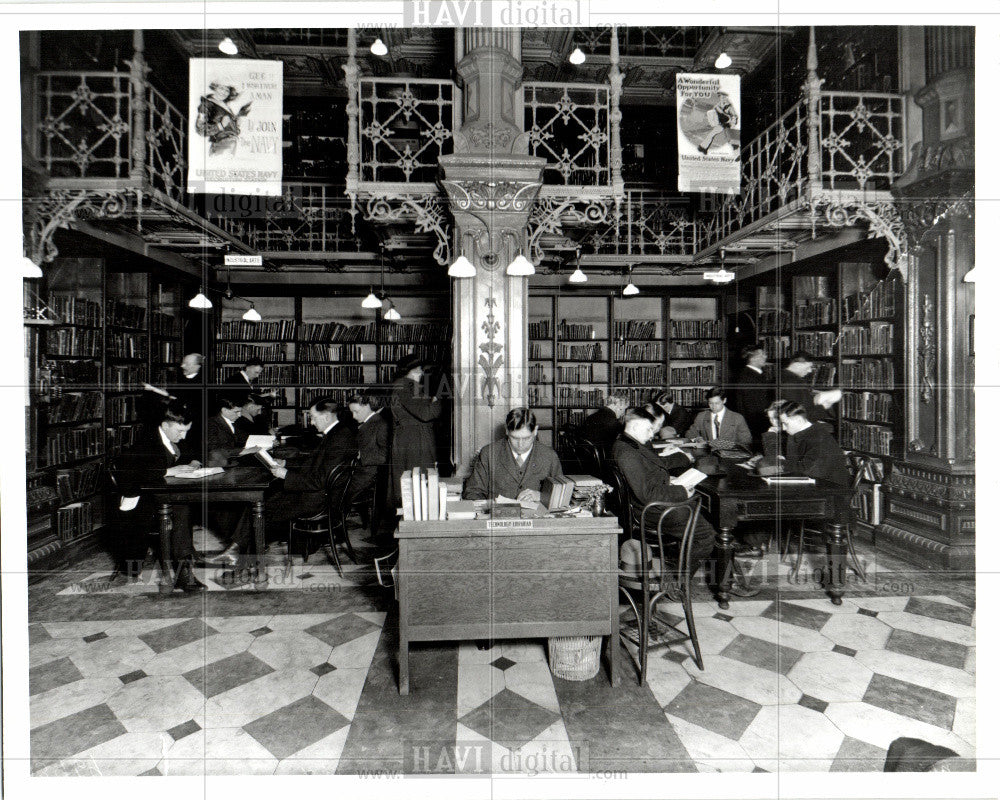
xmin=540 ymin=476 xmax=575 ymax=510
xmin=401 ymin=467 xmax=448 ymax=521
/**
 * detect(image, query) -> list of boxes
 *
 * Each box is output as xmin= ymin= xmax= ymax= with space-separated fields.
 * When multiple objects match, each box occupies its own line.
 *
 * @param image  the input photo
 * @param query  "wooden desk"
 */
xmin=142 ymin=465 xmax=276 ymax=592
xmin=396 ymin=516 xmax=621 ymax=695
xmin=697 ymin=470 xmax=853 ymax=608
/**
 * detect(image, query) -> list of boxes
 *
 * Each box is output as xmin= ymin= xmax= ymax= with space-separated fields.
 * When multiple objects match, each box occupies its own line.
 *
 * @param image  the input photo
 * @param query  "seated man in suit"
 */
xmin=778 ymin=401 xmax=851 ymax=487
xmin=113 ymin=400 xmax=205 ymax=591
xmin=686 ymin=386 xmax=753 ymax=452
xmin=265 ymin=396 xmax=357 ymax=544
xmin=203 ymin=397 xmax=257 ymax=565
xmin=611 ymin=405 xmax=717 ymax=577
xmin=652 ymin=390 xmax=693 ymax=439
xmin=463 ymin=407 xmax=564 ymax=503
xmin=347 ymin=391 xmax=390 ymax=536
xmin=581 ymin=393 xmax=628 ymax=453
xmin=234 ymin=393 xmax=268 ymax=440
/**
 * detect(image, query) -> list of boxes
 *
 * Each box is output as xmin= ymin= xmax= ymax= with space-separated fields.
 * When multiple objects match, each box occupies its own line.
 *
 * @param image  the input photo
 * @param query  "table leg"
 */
xmin=714 ymin=525 xmax=736 ymax=610
xmin=251 ymin=499 xmax=268 ymax=589
xmin=157 ymin=503 xmax=174 ymax=594
xmin=826 ymin=522 xmax=847 ymax=605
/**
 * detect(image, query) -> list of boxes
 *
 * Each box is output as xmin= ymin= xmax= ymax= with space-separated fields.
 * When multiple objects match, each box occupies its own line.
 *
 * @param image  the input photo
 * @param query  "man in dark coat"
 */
xmin=652 ymin=390 xmax=693 ymax=439
xmin=779 ymin=351 xmax=836 ymax=427
xmin=611 ymin=405 xmax=717 ymax=576
xmin=463 ymin=408 xmax=564 ymax=502
xmin=113 ymin=399 xmax=205 ymax=591
xmin=732 ymin=343 xmax=774 ymax=444
xmin=582 ymin=393 xmax=627 ymax=453
xmin=264 ymin=396 xmax=357 ymax=540
xmin=202 ymin=397 xmax=253 ymax=563
xmin=779 ymin=401 xmax=851 ymax=487
xmin=222 ymin=357 xmax=278 ymax=432
xmin=389 ymin=356 xmax=441 ymax=508
xmin=347 ymin=392 xmax=390 ymax=531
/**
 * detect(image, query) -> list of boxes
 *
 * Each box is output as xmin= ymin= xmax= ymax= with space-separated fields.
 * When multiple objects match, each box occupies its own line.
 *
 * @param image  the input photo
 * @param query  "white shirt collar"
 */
xmin=158 ymin=426 xmax=177 ymax=454
xmin=714 ymin=408 xmax=726 ymax=421
xmin=747 ymin=364 xmax=763 ymax=374
xmin=221 ymin=414 xmax=235 ymax=433
xmin=322 ymin=420 xmax=338 ymax=436
xmin=240 ymin=370 xmax=252 ymax=383
xmin=360 ymin=410 xmax=379 ymax=425
xmin=510 ymin=444 xmax=533 ymax=464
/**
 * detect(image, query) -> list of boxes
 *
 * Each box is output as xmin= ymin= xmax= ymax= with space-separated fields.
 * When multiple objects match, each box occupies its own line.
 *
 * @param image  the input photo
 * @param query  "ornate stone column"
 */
xmin=876 ymin=66 xmax=975 ymax=570
xmin=440 ymin=29 xmax=546 ymax=476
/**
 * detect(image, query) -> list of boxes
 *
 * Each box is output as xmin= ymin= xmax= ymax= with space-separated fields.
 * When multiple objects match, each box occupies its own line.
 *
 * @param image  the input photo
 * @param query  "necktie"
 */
xmin=713 ymin=414 xmax=721 ymax=439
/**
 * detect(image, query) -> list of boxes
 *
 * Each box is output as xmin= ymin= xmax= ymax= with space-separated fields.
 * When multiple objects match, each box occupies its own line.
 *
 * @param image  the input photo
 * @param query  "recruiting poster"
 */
xmin=187 ymin=58 xmax=283 ymax=195
xmin=676 ymin=72 xmax=741 ymax=195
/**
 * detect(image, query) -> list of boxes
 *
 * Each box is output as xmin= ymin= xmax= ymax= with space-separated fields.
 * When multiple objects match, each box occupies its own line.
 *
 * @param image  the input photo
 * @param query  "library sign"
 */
xmin=187 ymin=58 xmax=284 ymax=196
xmin=675 ymin=72 xmax=741 ymax=195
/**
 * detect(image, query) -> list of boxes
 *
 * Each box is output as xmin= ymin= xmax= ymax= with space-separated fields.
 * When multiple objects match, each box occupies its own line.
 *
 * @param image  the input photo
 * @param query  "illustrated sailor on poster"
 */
xmin=187 ymin=58 xmax=283 ymax=196
xmin=676 ymin=72 xmax=741 ymax=195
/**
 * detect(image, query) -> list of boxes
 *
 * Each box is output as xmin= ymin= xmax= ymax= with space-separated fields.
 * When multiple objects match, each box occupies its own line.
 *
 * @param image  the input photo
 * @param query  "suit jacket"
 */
xmin=686 ymin=408 xmax=753 ymax=449
xmin=784 ymin=423 xmax=850 ymax=487
xmin=348 ymin=411 xmax=389 ymax=498
xmin=733 ymin=366 xmax=773 ymax=435
xmin=778 ymin=369 xmax=832 ymax=424
xmin=611 ymin=434 xmax=690 ymax=507
xmin=390 ymin=376 xmax=441 ymax=469
xmin=657 ymin=403 xmax=693 ymax=437
xmin=114 ymin=428 xmax=185 ymax=530
xmin=582 ymin=407 xmax=622 ymax=451
xmin=204 ymin=414 xmax=248 ymax=467
xmin=276 ymin=421 xmax=358 ymax=516
xmin=463 ymin=440 xmax=564 ymax=501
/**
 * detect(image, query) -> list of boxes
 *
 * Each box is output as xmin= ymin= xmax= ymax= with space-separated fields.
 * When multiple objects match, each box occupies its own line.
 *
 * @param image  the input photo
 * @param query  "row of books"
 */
xmin=217 ymin=343 xmax=288 ymax=362
xmin=527 ymin=386 xmax=552 ymax=406
xmin=792 ymin=331 xmax=836 ymax=357
xmin=528 ymin=364 xmax=548 ymax=383
xmin=259 ymin=365 xmax=297 ymax=385
xmin=49 ymin=295 xmax=102 ymax=327
xmin=107 ymin=423 xmax=143 ymax=455
xmin=106 ymin=364 xmax=149 ymax=392
xmin=670 ymin=319 xmax=720 ymax=338
xmin=220 ymin=319 xmax=297 ymax=341
xmin=529 ymin=343 xmax=546 ymax=359
xmin=794 ymin=297 xmax=837 ymax=328
xmin=379 ymin=343 xmax=448 ymax=363
xmin=300 ymin=387 xmax=364 ymax=409
xmin=47 ymin=359 xmax=100 ymax=387
xmin=558 ymin=344 xmax=603 ymax=360
xmin=150 ymin=311 xmax=182 ymax=338
xmin=528 ymin=320 xmax=552 ymax=339
xmin=401 ymin=467 xmax=447 ymax=521
xmin=558 ymin=365 xmax=597 ymax=383
xmin=840 ymin=322 xmax=894 ymax=356
xmin=107 ymin=332 xmax=148 ymax=360
xmin=842 ymin=282 xmax=895 ymax=322
xmin=154 ymin=340 xmax=180 ymax=364
xmin=671 ymin=387 xmax=714 ymax=408
xmin=841 ymin=358 xmax=895 ymax=390
xmin=614 ymin=365 xmax=664 ymax=385
xmin=841 ymin=421 xmax=893 ymax=457
xmin=851 ymin=483 xmax=883 ymax=525
xmin=557 ymin=387 xmax=605 ymax=407
xmin=614 ymin=342 xmax=662 ymax=361
xmin=299 ymin=344 xmax=366 ymax=362
xmin=46 ymin=391 xmax=103 ymax=423
xmin=763 ymin=336 xmax=791 ymax=361
xmin=107 ymin=394 xmax=141 ymax=426
xmin=298 ymin=365 xmax=365 ymax=384
xmin=46 ymin=424 xmax=103 ymax=467
xmin=557 ymin=409 xmax=588 ymax=427
xmin=57 ymin=501 xmax=94 ymax=542
xmin=613 ymin=319 xmax=657 ymax=339
xmin=107 ymin=300 xmax=147 ymax=330
xmin=558 ymin=322 xmax=597 ymax=340
xmin=842 ymin=391 xmax=894 ymax=423
xmin=813 ymin=364 xmax=838 ymax=387
xmin=295 ymin=321 xmax=450 ymax=344
xmin=670 ymin=341 xmax=721 ymax=359
xmin=757 ymin=309 xmax=791 ymax=335
xmin=47 ymin=328 xmax=101 ymax=357
xmin=55 ymin=462 xmax=103 ymax=504
xmin=670 ymin=365 xmax=717 ymax=384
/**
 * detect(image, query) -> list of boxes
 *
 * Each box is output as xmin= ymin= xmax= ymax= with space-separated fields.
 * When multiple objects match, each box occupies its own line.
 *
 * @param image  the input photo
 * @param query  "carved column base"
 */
xmin=873 ymin=461 xmax=975 ymax=572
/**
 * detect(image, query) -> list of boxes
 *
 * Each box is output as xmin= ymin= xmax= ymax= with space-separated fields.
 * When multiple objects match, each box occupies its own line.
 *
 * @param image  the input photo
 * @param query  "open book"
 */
xmin=762 ymin=475 xmax=816 ymax=485
xmin=670 ymin=467 xmax=708 ymax=492
xmin=172 ymin=467 xmax=225 ymax=479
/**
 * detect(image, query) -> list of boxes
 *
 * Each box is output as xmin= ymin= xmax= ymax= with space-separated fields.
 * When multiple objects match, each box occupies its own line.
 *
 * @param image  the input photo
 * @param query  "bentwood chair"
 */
xmin=619 ymin=498 xmax=705 ymax=684
xmin=288 ymin=461 xmax=355 ymax=576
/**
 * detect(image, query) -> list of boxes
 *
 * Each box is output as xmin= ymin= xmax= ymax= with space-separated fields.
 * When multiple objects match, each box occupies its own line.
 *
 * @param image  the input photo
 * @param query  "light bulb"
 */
xmin=361 ymin=289 xmax=382 ymax=309
xmin=715 ymin=52 xmax=732 ymax=69
xmin=963 ymin=266 xmax=977 ymax=283
xmin=242 ymin=305 xmax=262 ymax=322
xmin=506 ymin=254 xmax=535 ymax=276
xmin=188 ymin=289 xmax=212 ymax=309
xmin=21 ymin=257 xmax=43 ymax=278
xmin=448 ymin=255 xmax=476 ymax=278
xmin=370 ymin=37 xmax=388 ymax=56
xmin=622 ymin=282 xmax=640 ymax=296
xmin=384 ymin=303 xmax=402 ymax=321
xmin=218 ymin=37 xmax=238 ymax=55
xmin=569 ymin=266 xmax=588 ymax=283
xmin=569 ymin=47 xmax=586 ymax=65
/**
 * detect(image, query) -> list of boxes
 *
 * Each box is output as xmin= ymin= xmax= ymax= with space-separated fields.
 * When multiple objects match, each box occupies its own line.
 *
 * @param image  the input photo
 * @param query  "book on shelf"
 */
xmin=56 ymin=500 xmax=94 ymax=542
xmin=839 ymin=322 xmax=894 ymax=355
xmin=559 ymin=364 xmax=597 ymax=383
xmin=670 ymin=365 xmax=717 ymax=384
xmin=220 ymin=319 xmax=296 ymax=341
xmin=558 ymin=343 xmax=603 ymax=360
xmin=669 ymin=340 xmax=720 ymax=359
xmin=46 ymin=328 xmax=102 ymax=357
xmin=613 ymin=319 xmax=657 ymax=339
xmin=107 ymin=300 xmax=147 ymax=329
xmin=841 ymin=358 xmax=895 ymax=390
xmin=48 ymin=295 xmax=102 ymax=327
xmin=792 ymin=331 xmax=836 ymax=357
xmin=793 ymin=297 xmax=837 ymax=328
xmin=46 ymin=391 xmax=103 ymax=423
xmin=669 ymin=319 xmax=720 ymax=338
xmin=613 ymin=365 xmax=664 ymax=384
xmin=55 ymin=462 xmax=103 ymax=504
xmin=615 ymin=341 xmax=662 ymax=361
xmin=216 ymin=343 xmax=288 ymax=362
xmin=557 ymin=321 xmax=596 ymax=339
xmin=841 ymin=421 xmax=893 ymax=456
xmin=528 ymin=320 xmax=552 ymax=339
xmin=842 ymin=281 xmax=895 ymax=322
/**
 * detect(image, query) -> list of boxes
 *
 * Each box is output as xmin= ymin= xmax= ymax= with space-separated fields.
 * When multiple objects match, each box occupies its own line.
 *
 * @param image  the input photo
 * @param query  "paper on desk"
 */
xmin=496 ymin=494 xmax=539 ymax=510
xmin=173 ymin=467 xmax=225 ymax=479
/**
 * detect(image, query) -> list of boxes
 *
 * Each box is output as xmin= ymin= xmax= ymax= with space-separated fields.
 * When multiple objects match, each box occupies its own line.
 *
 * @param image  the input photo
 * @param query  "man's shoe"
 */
xmin=735 ymin=544 xmax=765 ymax=558
xmin=174 ymin=562 xmax=207 ymax=593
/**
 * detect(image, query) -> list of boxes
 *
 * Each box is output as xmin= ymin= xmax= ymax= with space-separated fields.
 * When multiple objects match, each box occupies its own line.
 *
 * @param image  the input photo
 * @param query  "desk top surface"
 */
xmin=698 ymin=467 xmax=850 ymax=499
xmin=398 ymin=515 xmax=621 ymax=539
xmin=145 ymin=464 xmax=275 ymax=493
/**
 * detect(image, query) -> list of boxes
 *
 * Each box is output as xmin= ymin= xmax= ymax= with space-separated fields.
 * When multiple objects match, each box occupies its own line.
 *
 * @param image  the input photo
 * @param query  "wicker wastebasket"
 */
xmin=547 ymin=636 xmax=601 ymax=680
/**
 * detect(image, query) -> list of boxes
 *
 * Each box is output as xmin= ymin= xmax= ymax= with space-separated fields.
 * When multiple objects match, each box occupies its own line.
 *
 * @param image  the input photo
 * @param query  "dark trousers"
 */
xmin=115 ymin=503 xmax=192 ymax=575
xmin=209 ymin=504 xmax=253 ymax=552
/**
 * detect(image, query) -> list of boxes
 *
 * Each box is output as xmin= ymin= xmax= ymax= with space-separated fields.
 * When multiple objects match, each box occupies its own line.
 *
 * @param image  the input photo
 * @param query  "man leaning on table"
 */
xmin=463 ymin=407 xmax=564 ymax=503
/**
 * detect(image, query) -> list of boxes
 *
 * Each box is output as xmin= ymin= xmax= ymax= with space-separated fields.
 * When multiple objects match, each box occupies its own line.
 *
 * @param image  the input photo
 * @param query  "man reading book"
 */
xmin=778 ymin=401 xmax=851 ymax=488
xmin=463 ymin=407 xmax=564 ymax=503
xmin=611 ymin=405 xmax=717 ymax=576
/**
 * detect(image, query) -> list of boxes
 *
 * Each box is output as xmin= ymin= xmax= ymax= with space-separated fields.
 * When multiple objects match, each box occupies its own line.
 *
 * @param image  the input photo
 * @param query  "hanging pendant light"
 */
xmin=383 ymin=301 xmax=402 ymax=321
xmin=448 ymin=254 xmax=476 ymax=278
xmin=370 ymin=37 xmax=388 ymax=56
xmin=361 ymin=288 xmax=382 ymax=309
xmin=622 ymin=266 xmax=639 ymax=296
xmin=506 ymin=254 xmax=535 ymax=276
xmin=242 ymin=303 xmax=262 ymax=322
xmin=218 ymin=37 xmax=238 ymax=55
xmin=21 ymin=256 xmax=43 ymax=278
xmin=189 ymin=288 xmax=212 ymax=309
xmin=715 ymin=52 xmax=732 ymax=69
xmin=568 ymin=248 xmax=587 ymax=283
xmin=569 ymin=47 xmax=586 ymax=65
xmin=703 ymin=247 xmax=736 ymax=284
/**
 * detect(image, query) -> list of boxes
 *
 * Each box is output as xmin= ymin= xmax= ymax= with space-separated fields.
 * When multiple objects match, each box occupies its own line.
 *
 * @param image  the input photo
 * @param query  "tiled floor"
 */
xmin=25 ymin=529 xmax=976 ymax=776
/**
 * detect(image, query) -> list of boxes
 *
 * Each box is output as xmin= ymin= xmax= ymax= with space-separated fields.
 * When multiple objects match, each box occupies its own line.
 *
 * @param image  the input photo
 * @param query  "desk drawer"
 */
xmin=736 ymin=498 xmax=830 ymax=519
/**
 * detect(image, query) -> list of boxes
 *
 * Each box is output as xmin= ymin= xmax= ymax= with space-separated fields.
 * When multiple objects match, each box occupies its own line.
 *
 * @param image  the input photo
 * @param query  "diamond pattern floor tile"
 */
xmin=904 ymin=597 xmax=974 ymax=627
xmin=885 ymin=628 xmax=968 ymax=670
xmin=862 ymin=673 xmax=957 ymax=729
xmin=761 ymin=600 xmax=832 ymax=631
xmin=458 ymin=687 xmax=561 ymax=752
xmin=30 ymin=656 xmax=84 ymax=696
xmin=664 ymin=681 xmax=762 ymax=740
xmin=183 ymin=651 xmax=275 ymax=698
xmin=30 ymin=703 xmax=127 ymax=771
xmin=305 ymin=613 xmax=381 ymax=650
xmin=243 ymin=695 xmax=350 ymax=760
xmin=719 ymin=634 xmax=803 ymax=676
xmin=139 ymin=619 xmax=218 ymax=655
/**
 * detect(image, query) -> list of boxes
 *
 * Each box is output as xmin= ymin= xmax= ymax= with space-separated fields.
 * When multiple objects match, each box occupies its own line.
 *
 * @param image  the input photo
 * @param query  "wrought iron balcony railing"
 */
xmin=34 ymin=70 xmax=187 ymax=203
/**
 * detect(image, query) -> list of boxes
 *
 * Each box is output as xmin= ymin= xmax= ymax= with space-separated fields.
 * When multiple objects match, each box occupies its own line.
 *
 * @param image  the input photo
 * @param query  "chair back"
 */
xmin=575 ymin=435 xmax=605 ymax=477
xmin=324 ymin=461 xmax=355 ymax=519
xmin=640 ymin=496 xmax=703 ymax=586
xmin=603 ymin=462 xmax=637 ymax=538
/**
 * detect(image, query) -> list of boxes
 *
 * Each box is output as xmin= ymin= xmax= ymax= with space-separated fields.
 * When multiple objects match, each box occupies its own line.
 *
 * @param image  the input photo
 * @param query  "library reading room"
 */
xmin=7 ymin=14 xmax=986 ymax=789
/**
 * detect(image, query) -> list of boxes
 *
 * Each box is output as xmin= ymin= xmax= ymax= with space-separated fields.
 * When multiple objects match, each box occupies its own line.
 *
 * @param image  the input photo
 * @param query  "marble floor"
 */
xmin=24 ymin=527 xmax=976 ymax=776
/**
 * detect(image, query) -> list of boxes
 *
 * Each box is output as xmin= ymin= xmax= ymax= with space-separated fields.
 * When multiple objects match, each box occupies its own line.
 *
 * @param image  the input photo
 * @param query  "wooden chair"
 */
xmin=288 ymin=461 xmax=356 ymax=576
xmin=619 ymin=498 xmax=706 ymax=684
xmin=603 ymin=462 xmax=638 ymax=540
xmin=575 ymin=435 xmax=605 ymax=478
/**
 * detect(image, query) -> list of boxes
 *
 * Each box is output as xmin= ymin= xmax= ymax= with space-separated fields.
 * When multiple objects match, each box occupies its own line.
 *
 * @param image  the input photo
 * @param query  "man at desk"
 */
xmin=581 ymin=393 xmax=627 ymax=452
xmin=463 ymin=407 xmax=564 ymax=503
xmin=778 ymin=401 xmax=851 ymax=487
xmin=686 ymin=387 xmax=753 ymax=451
xmin=611 ymin=405 xmax=717 ymax=575
xmin=779 ymin=352 xmax=841 ymax=428
xmin=652 ymin=390 xmax=693 ymax=439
